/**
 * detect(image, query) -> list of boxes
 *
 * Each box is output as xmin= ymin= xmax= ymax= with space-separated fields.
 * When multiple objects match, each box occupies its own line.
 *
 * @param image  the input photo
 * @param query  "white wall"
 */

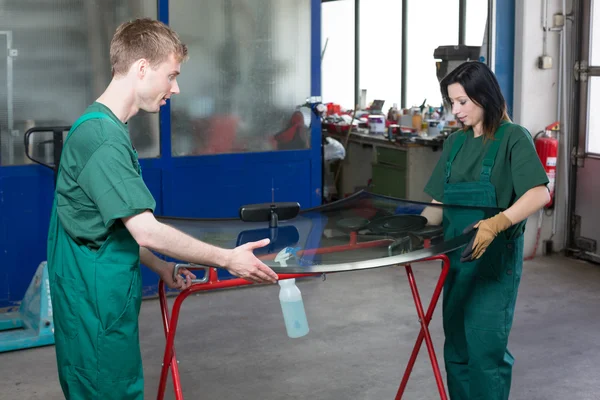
xmin=513 ymin=0 xmax=573 ymax=257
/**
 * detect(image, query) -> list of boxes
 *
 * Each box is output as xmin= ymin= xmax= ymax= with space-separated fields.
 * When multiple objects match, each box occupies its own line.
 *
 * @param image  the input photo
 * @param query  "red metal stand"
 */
xmin=395 ymin=254 xmax=450 ymax=400
xmin=156 ymin=269 xmax=315 ymax=400
xmin=156 ymin=252 xmax=450 ymax=400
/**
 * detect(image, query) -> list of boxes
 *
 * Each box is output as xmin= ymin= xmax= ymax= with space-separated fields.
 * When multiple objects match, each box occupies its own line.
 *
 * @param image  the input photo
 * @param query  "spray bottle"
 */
xmin=274 ymin=247 xmax=309 ymax=338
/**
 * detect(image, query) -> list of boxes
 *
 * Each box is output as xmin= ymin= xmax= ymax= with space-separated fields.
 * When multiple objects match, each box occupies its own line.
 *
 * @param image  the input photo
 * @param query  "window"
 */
xmin=322 ymin=0 xmax=402 ymax=111
xmin=587 ymin=77 xmax=600 ymax=154
xmin=405 ymin=0 xmax=460 ymax=108
xmin=321 ymin=0 xmax=489 ymax=111
xmin=321 ymin=1 xmax=356 ymax=109
xmin=169 ymin=0 xmax=312 ymax=156
xmin=0 ymin=1 xmax=159 ymax=166
xmin=359 ymin=0 xmax=403 ymax=111
xmin=591 ymin=0 xmax=600 ymax=65
xmin=466 ymin=0 xmax=489 ymax=46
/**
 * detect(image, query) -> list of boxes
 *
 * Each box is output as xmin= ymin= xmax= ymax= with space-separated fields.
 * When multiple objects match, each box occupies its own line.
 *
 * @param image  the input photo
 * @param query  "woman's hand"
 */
xmin=460 ymin=212 xmax=512 ymax=262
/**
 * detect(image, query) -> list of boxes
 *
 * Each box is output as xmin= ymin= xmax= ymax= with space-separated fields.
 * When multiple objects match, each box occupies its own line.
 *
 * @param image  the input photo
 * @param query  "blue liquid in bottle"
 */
xmin=280 ymin=299 xmax=309 ymax=338
xmin=275 ymin=248 xmax=309 ymax=339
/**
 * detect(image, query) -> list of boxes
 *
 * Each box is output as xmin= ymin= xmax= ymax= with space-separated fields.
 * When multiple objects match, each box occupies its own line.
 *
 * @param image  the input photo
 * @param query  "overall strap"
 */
xmin=64 ymin=112 xmax=116 ymax=147
xmin=479 ymin=124 xmax=507 ymax=182
xmin=445 ymin=132 xmax=467 ymax=183
xmin=56 ymin=112 xmax=117 ymax=181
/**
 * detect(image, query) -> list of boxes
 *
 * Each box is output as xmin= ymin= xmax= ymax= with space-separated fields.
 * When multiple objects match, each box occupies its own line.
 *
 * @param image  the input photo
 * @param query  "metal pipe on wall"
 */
xmin=566 ymin=0 xmax=582 ymax=249
xmin=549 ymin=0 xmax=572 ymax=246
xmin=559 ymin=0 xmax=571 ymax=247
xmin=354 ymin=0 xmax=360 ymax=108
xmin=487 ymin=0 xmax=496 ymax=70
xmin=551 ymin=2 xmax=563 ymax=240
xmin=543 ymin=0 xmax=549 ymax=60
xmin=1 ymin=31 xmax=15 ymax=165
xmin=459 ymin=0 xmax=467 ymax=45
xmin=552 ymin=0 xmax=562 ymax=123
xmin=401 ymin=0 xmax=407 ymax=108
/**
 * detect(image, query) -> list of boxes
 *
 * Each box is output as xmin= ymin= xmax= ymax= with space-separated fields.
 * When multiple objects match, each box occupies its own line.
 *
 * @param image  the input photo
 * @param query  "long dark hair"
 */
xmin=440 ymin=61 xmax=511 ymax=139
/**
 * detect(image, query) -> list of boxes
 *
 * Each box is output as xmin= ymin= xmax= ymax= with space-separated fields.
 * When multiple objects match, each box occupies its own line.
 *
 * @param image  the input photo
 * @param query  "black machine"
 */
xmin=24 ymin=125 xmax=70 ymax=185
xmin=433 ymin=44 xmax=482 ymax=81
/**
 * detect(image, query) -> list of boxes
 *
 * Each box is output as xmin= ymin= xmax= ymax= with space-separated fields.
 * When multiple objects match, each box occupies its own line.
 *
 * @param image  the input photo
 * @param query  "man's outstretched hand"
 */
xmin=225 ymin=239 xmax=279 ymax=284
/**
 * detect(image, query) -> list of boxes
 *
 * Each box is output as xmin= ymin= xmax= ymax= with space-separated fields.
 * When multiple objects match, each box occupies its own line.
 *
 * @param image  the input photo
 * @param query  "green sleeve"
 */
xmin=423 ymin=134 xmax=454 ymax=202
xmin=77 ymin=142 xmax=156 ymax=227
xmin=509 ymin=125 xmax=550 ymax=198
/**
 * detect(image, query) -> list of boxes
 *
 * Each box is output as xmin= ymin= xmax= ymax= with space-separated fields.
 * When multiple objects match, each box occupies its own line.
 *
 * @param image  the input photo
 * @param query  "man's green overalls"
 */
xmin=442 ymin=125 xmax=524 ymax=399
xmin=47 ymin=112 xmax=144 ymax=399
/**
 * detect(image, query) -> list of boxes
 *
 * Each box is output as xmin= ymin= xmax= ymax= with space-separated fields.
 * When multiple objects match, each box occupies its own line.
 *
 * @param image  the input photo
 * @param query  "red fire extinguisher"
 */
xmin=534 ymin=121 xmax=559 ymax=208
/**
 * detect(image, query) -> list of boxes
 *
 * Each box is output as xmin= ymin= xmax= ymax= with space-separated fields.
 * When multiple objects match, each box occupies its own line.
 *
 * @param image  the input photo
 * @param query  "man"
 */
xmin=47 ymin=18 xmax=278 ymax=399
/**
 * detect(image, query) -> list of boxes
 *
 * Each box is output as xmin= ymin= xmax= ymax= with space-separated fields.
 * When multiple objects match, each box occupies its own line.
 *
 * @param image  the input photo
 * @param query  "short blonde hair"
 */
xmin=110 ymin=18 xmax=188 ymax=76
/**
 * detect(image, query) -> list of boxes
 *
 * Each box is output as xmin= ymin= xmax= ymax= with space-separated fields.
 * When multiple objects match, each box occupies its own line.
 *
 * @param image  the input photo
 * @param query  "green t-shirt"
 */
xmin=56 ymin=102 xmax=156 ymax=250
xmin=424 ymin=122 xmax=549 ymax=209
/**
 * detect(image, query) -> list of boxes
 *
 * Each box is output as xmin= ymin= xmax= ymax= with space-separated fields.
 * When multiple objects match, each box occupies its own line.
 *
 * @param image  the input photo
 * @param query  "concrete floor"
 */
xmin=1 ymin=254 xmax=600 ymax=400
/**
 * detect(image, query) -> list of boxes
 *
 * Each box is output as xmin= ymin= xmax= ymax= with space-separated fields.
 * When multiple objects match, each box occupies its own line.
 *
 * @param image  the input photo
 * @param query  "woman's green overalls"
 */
xmin=47 ymin=112 xmax=145 ymax=399
xmin=442 ymin=126 xmax=524 ymax=399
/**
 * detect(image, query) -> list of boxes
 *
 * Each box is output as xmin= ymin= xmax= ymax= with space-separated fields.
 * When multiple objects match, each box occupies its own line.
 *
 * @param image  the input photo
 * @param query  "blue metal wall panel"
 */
xmin=138 ymin=162 xmax=164 ymax=215
xmin=0 ymin=166 xmax=54 ymax=309
xmin=310 ymin=0 xmax=323 ymax=207
xmin=133 ymin=161 xmax=167 ymax=293
xmin=163 ymin=157 xmax=312 ymax=219
xmin=158 ymin=0 xmax=169 ymax=23
xmin=0 ymin=163 xmax=164 ymax=308
xmin=157 ymin=0 xmax=173 ymax=174
xmin=495 ymin=0 xmax=515 ymax=117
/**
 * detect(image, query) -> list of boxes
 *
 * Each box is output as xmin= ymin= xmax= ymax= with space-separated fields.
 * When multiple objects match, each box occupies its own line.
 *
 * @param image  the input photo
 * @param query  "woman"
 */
xmin=422 ymin=61 xmax=550 ymax=399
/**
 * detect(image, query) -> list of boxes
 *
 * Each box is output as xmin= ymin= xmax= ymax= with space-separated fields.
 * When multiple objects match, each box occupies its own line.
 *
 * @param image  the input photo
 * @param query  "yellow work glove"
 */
xmin=460 ymin=212 xmax=513 ymax=262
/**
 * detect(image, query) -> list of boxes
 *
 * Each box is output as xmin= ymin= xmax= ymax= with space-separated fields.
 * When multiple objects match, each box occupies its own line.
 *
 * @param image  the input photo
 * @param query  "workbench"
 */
xmin=325 ymin=130 xmax=444 ymax=203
